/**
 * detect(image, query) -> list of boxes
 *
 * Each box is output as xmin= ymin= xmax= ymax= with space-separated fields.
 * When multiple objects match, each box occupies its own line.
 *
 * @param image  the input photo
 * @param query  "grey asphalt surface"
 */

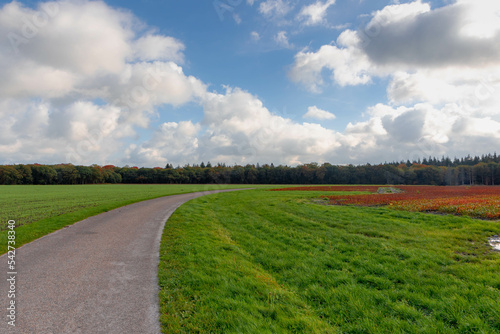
xmin=0 ymin=189 xmax=246 ymax=334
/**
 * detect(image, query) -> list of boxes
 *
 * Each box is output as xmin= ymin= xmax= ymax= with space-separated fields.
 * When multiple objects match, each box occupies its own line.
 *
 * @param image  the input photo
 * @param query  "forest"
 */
xmin=0 ymin=153 xmax=499 ymax=186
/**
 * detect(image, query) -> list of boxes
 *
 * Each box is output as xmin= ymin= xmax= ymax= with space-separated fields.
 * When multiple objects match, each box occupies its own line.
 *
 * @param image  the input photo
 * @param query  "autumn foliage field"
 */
xmin=272 ymin=185 xmax=500 ymax=219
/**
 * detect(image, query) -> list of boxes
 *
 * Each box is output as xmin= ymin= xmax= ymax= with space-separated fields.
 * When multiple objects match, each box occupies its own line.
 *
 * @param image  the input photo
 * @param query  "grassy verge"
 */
xmin=0 ymin=184 xmax=261 ymax=254
xmin=158 ymin=189 xmax=500 ymax=333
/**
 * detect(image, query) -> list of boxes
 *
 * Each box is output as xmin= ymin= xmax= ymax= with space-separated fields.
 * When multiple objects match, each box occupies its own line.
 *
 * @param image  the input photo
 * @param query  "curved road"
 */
xmin=0 ymin=189 xmax=246 ymax=334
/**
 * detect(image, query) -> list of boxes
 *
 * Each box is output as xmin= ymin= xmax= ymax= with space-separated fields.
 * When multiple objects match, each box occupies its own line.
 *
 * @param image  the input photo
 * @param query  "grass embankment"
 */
xmin=0 ymin=184 xmax=259 ymax=254
xmin=158 ymin=189 xmax=500 ymax=333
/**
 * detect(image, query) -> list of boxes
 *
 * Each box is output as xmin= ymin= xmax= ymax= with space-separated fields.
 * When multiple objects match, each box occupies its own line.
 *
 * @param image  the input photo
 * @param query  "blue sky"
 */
xmin=112 ymin=0 xmax=394 ymax=127
xmin=0 ymin=0 xmax=499 ymax=167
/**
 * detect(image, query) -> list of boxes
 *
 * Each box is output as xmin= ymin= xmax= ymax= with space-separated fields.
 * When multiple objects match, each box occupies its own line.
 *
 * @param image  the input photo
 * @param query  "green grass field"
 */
xmin=0 ymin=184 xmax=258 ymax=253
xmin=158 ymin=189 xmax=500 ymax=333
xmin=2 ymin=185 xmax=499 ymax=332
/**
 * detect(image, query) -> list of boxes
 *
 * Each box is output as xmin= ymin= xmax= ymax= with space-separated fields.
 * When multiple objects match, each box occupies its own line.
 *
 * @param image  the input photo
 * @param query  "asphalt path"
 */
xmin=0 ymin=189 xmax=247 ymax=334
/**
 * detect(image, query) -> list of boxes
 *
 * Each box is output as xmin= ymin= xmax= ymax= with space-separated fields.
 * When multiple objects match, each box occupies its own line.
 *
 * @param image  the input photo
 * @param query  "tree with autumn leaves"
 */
xmin=0 ymin=154 xmax=499 ymax=185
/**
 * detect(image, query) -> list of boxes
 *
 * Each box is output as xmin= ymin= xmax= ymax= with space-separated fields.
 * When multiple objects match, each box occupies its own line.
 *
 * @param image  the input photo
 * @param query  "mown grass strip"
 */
xmin=159 ymin=191 xmax=335 ymax=333
xmin=158 ymin=189 xmax=500 ymax=333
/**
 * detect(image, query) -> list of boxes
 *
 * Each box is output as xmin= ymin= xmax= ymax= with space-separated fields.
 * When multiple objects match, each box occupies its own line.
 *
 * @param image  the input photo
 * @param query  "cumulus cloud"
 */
xmin=129 ymin=88 xmax=342 ymax=166
xmin=2 ymin=0 xmax=347 ymax=167
xmin=129 ymin=86 xmax=500 ymax=167
xmin=362 ymin=0 xmax=500 ymax=68
xmin=381 ymin=108 xmax=426 ymax=143
xmin=126 ymin=121 xmax=201 ymax=166
xmin=201 ymin=88 xmax=341 ymax=163
xmin=0 ymin=98 xmax=128 ymax=165
xmin=108 ymin=61 xmax=206 ymax=113
xmin=290 ymin=0 xmax=500 ymax=91
xmin=0 ymin=0 xmax=134 ymax=98
xmin=303 ymin=106 xmax=336 ymax=120
xmin=2 ymin=0 xmax=500 ymax=167
xmin=124 ymin=0 xmax=500 ymax=166
xmin=131 ymin=34 xmax=185 ymax=63
xmin=125 ymin=88 xmax=496 ymax=166
xmin=287 ymin=0 xmax=500 ymax=163
xmin=1 ymin=1 xmax=133 ymax=76
xmin=289 ymin=40 xmax=372 ymax=92
xmin=0 ymin=0 xmax=203 ymax=165
xmin=297 ymin=0 xmax=336 ymax=26
xmin=335 ymin=101 xmax=500 ymax=164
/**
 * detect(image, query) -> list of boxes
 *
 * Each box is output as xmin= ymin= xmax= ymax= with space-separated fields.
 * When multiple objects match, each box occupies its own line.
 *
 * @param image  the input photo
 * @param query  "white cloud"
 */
xmin=250 ymin=31 xmax=260 ymax=41
xmin=200 ymin=88 xmax=341 ymax=164
xmin=303 ymin=106 xmax=336 ymax=120
xmin=289 ymin=0 xmax=500 ymax=92
xmin=2 ymin=0 xmax=500 ymax=167
xmin=126 ymin=121 xmax=201 ymax=166
xmin=1 ymin=1 xmax=133 ymax=76
xmin=381 ymin=108 xmax=426 ymax=143
xmin=233 ymin=13 xmax=242 ymax=24
xmin=332 ymin=23 xmax=350 ymax=30
xmin=110 ymin=61 xmax=206 ymax=110
xmin=0 ymin=0 xmax=135 ymax=98
xmin=286 ymin=0 xmax=500 ymax=163
xmin=274 ymin=31 xmax=293 ymax=48
xmin=387 ymin=71 xmax=460 ymax=105
xmin=361 ymin=0 xmax=500 ymax=68
xmin=259 ymin=0 xmax=292 ymax=20
xmin=121 ymin=0 xmax=500 ymax=166
xmin=297 ymin=0 xmax=336 ymax=26
xmin=288 ymin=0 xmax=500 ymax=162
xmin=336 ymin=101 xmax=500 ymax=163
xmin=289 ymin=41 xmax=372 ymax=92
xmin=0 ymin=0 xmax=357 ymax=168
xmin=130 ymin=87 xmax=500 ymax=166
xmin=0 ymin=0 xmax=203 ymax=165
xmin=0 ymin=62 xmax=77 ymax=98
xmin=452 ymin=116 xmax=500 ymax=139
xmin=0 ymin=1 xmax=200 ymax=106
xmin=130 ymin=87 xmax=342 ymax=166
xmin=0 ymin=99 xmax=128 ymax=165
xmin=132 ymin=34 xmax=185 ymax=63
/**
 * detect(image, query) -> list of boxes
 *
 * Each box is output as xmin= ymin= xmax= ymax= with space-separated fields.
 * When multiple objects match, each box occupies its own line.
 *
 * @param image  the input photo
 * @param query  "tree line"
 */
xmin=0 ymin=153 xmax=499 ymax=186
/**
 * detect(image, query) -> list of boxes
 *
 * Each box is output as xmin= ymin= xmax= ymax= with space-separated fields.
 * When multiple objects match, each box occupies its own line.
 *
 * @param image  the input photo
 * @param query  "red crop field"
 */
xmin=271 ymin=185 xmax=381 ymax=192
xmin=273 ymin=185 xmax=500 ymax=219
xmin=326 ymin=186 xmax=500 ymax=219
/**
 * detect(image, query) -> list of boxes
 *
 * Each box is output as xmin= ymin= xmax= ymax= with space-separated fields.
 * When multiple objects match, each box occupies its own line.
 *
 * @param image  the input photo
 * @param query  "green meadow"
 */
xmin=1 ymin=185 xmax=499 ymax=332
xmin=158 ymin=189 xmax=500 ymax=333
xmin=0 ymin=184 xmax=257 ymax=253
